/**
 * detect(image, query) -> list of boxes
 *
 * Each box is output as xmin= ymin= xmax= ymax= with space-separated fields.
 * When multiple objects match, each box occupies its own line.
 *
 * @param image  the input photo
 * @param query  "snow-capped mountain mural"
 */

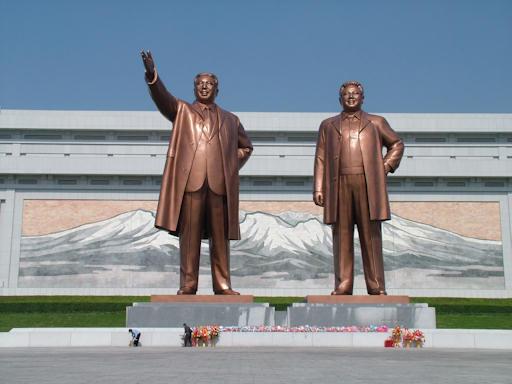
xmin=18 ymin=209 xmax=504 ymax=289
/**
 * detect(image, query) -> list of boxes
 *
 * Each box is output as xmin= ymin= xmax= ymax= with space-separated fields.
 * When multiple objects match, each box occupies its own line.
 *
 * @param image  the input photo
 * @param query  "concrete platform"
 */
xmin=2 ymin=347 xmax=512 ymax=384
xmin=127 ymin=300 xmax=435 ymax=328
xmin=1 ymin=328 xmax=512 ymax=349
xmin=126 ymin=302 xmax=275 ymax=327
xmin=288 ymin=303 xmax=436 ymax=328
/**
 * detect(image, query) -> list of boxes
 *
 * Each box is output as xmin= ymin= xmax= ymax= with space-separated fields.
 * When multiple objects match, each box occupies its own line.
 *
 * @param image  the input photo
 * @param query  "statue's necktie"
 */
xmin=203 ymin=108 xmax=213 ymax=138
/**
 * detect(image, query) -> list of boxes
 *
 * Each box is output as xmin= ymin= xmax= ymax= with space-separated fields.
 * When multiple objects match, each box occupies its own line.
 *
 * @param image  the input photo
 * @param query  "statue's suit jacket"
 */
xmin=148 ymin=77 xmax=253 ymax=240
xmin=314 ymin=111 xmax=404 ymax=224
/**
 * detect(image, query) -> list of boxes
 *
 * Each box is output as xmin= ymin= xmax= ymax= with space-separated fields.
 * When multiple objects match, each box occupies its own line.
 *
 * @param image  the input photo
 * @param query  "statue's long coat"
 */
xmin=149 ymin=78 xmax=253 ymax=240
xmin=314 ymin=111 xmax=404 ymax=224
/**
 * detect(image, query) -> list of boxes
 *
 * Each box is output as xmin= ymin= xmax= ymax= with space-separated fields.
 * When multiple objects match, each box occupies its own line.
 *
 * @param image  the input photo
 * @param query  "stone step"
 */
xmin=126 ymin=303 xmax=275 ymax=327
xmin=287 ymin=303 xmax=436 ymax=328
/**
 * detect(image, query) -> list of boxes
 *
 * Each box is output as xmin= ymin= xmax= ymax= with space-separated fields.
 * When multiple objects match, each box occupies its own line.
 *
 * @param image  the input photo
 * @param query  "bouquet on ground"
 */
xmin=384 ymin=325 xmax=402 ymax=347
xmin=411 ymin=329 xmax=425 ymax=347
xmin=191 ymin=325 xmax=221 ymax=347
xmin=384 ymin=326 xmax=425 ymax=348
xmin=402 ymin=329 xmax=414 ymax=348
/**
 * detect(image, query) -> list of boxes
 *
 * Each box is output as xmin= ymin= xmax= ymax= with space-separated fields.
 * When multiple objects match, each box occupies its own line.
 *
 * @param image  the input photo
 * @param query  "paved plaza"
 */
xmin=1 ymin=347 xmax=511 ymax=384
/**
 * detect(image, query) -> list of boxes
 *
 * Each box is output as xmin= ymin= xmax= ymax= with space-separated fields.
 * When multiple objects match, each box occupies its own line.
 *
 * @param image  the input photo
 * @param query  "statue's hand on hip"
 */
xmin=141 ymin=50 xmax=156 ymax=79
xmin=313 ymin=192 xmax=324 ymax=207
xmin=384 ymin=163 xmax=391 ymax=175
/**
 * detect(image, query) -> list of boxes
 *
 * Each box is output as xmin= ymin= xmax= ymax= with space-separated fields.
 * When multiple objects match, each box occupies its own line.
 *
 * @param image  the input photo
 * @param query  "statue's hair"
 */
xmin=194 ymin=72 xmax=219 ymax=86
xmin=340 ymin=81 xmax=364 ymax=95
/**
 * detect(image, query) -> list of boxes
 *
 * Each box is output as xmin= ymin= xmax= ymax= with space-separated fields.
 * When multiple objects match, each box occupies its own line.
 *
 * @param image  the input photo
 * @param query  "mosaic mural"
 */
xmin=18 ymin=200 xmax=504 ymax=290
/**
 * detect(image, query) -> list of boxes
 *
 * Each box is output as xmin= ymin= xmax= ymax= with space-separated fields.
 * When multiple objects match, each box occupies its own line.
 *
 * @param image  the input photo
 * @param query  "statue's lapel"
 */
xmin=359 ymin=111 xmax=372 ymax=132
xmin=331 ymin=113 xmax=342 ymax=136
xmin=214 ymin=106 xmax=224 ymax=138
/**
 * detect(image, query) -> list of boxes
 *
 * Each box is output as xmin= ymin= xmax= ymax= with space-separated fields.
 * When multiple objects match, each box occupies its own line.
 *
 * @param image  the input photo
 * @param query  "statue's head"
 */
xmin=194 ymin=72 xmax=219 ymax=104
xmin=339 ymin=81 xmax=364 ymax=112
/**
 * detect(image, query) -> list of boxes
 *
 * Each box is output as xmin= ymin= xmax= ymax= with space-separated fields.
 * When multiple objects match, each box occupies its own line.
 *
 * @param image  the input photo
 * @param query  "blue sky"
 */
xmin=0 ymin=0 xmax=511 ymax=112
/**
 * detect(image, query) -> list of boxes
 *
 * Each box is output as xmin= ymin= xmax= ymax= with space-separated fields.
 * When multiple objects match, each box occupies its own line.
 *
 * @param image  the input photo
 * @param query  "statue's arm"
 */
xmin=141 ymin=50 xmax=178 ymax=122
xmin=313 ymin=123 xmax=326 ymax=206
xmin=237 ymin=122 xmax=253 ymax=169
xmin=379 ymin=117 xmax=404 ymax=174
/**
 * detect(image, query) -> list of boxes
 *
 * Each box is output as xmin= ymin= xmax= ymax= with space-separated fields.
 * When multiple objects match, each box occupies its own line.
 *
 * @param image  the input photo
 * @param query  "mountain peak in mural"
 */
xmin=20 ymin=209 xmax=502 ymax=283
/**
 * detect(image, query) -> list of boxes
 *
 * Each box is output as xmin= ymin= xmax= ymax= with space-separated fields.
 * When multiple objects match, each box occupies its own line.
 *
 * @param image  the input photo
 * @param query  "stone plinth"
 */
xmin=287 ymin=303 xmax=436 ymax=328
xmin=126 ymin=302 xmax=274 ymax=328
xmin=306 ymin=295 xmax=410 ymax=304
xmin=151 ymin=295 xmax=254 ymax=303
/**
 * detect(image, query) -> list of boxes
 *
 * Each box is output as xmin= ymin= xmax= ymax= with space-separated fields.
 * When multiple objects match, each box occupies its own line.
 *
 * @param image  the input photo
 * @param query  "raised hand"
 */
xmin=141 ymin=50 xmax=156 ymax=79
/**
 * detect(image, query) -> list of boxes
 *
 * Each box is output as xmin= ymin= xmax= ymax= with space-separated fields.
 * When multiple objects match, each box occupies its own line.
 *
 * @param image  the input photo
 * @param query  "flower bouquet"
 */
xmin=191 ymin=325 xmax=221 ymax=347
xmin=191 ymin=327 xmax=201 ymax=346
xmin=384 ymin=326 xmax=425 ymax=348
xmin=384 ymin=325 xmax=402 ymax=348
xmin=402 ymin=329 xmax=414 ymax=348
xmin=411 ymin=329 xmax=425 ymax=348
xmin=208 ymin=325 xmax=220 ymax=346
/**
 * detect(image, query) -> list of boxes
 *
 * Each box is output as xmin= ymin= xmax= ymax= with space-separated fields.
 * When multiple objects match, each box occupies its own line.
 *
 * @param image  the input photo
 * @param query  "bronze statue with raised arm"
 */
xmin=314 ymin=81 xmax=404 ymax=295
xmin=141 ymin=51 xmax=253 ymax=295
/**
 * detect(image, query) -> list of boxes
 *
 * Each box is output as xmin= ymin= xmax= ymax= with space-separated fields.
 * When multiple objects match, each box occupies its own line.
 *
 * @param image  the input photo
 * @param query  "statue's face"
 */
xmin=340 ymin=84 xmax=364 ymax=112
xmin=194 ymin=74 xmax=218 ymax=104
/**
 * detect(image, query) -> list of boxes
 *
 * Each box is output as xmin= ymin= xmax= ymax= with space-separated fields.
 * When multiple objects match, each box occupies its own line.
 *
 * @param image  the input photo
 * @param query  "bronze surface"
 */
xmin=151 ymin=295 xmax=254 ymax=303
xmin=141 ymin=51 xmax=253 ymax=294
xmin=314 ymin=81 xmax=404 ymax=295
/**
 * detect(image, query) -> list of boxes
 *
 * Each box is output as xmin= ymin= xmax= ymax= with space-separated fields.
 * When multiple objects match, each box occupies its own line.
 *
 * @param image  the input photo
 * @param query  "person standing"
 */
xmin=141 ymin=51 xmax=253 ymax=295
xmin=183 ymin=323 xmax=192 ymax=347
xmin=314 ymin=81 xmax=404 ymax=295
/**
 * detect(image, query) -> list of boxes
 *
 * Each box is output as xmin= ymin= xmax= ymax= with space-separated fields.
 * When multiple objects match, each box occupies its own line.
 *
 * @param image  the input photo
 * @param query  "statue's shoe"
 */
xmin=368 ymin=290 xmax=387 ymax=296
xmin=330 ymin=289 xmax=352 ymax=295
xmin=215 ymin=288 xmax=240 ymax=295
xmin=177 ymin=288 xmax=197 ymax=295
